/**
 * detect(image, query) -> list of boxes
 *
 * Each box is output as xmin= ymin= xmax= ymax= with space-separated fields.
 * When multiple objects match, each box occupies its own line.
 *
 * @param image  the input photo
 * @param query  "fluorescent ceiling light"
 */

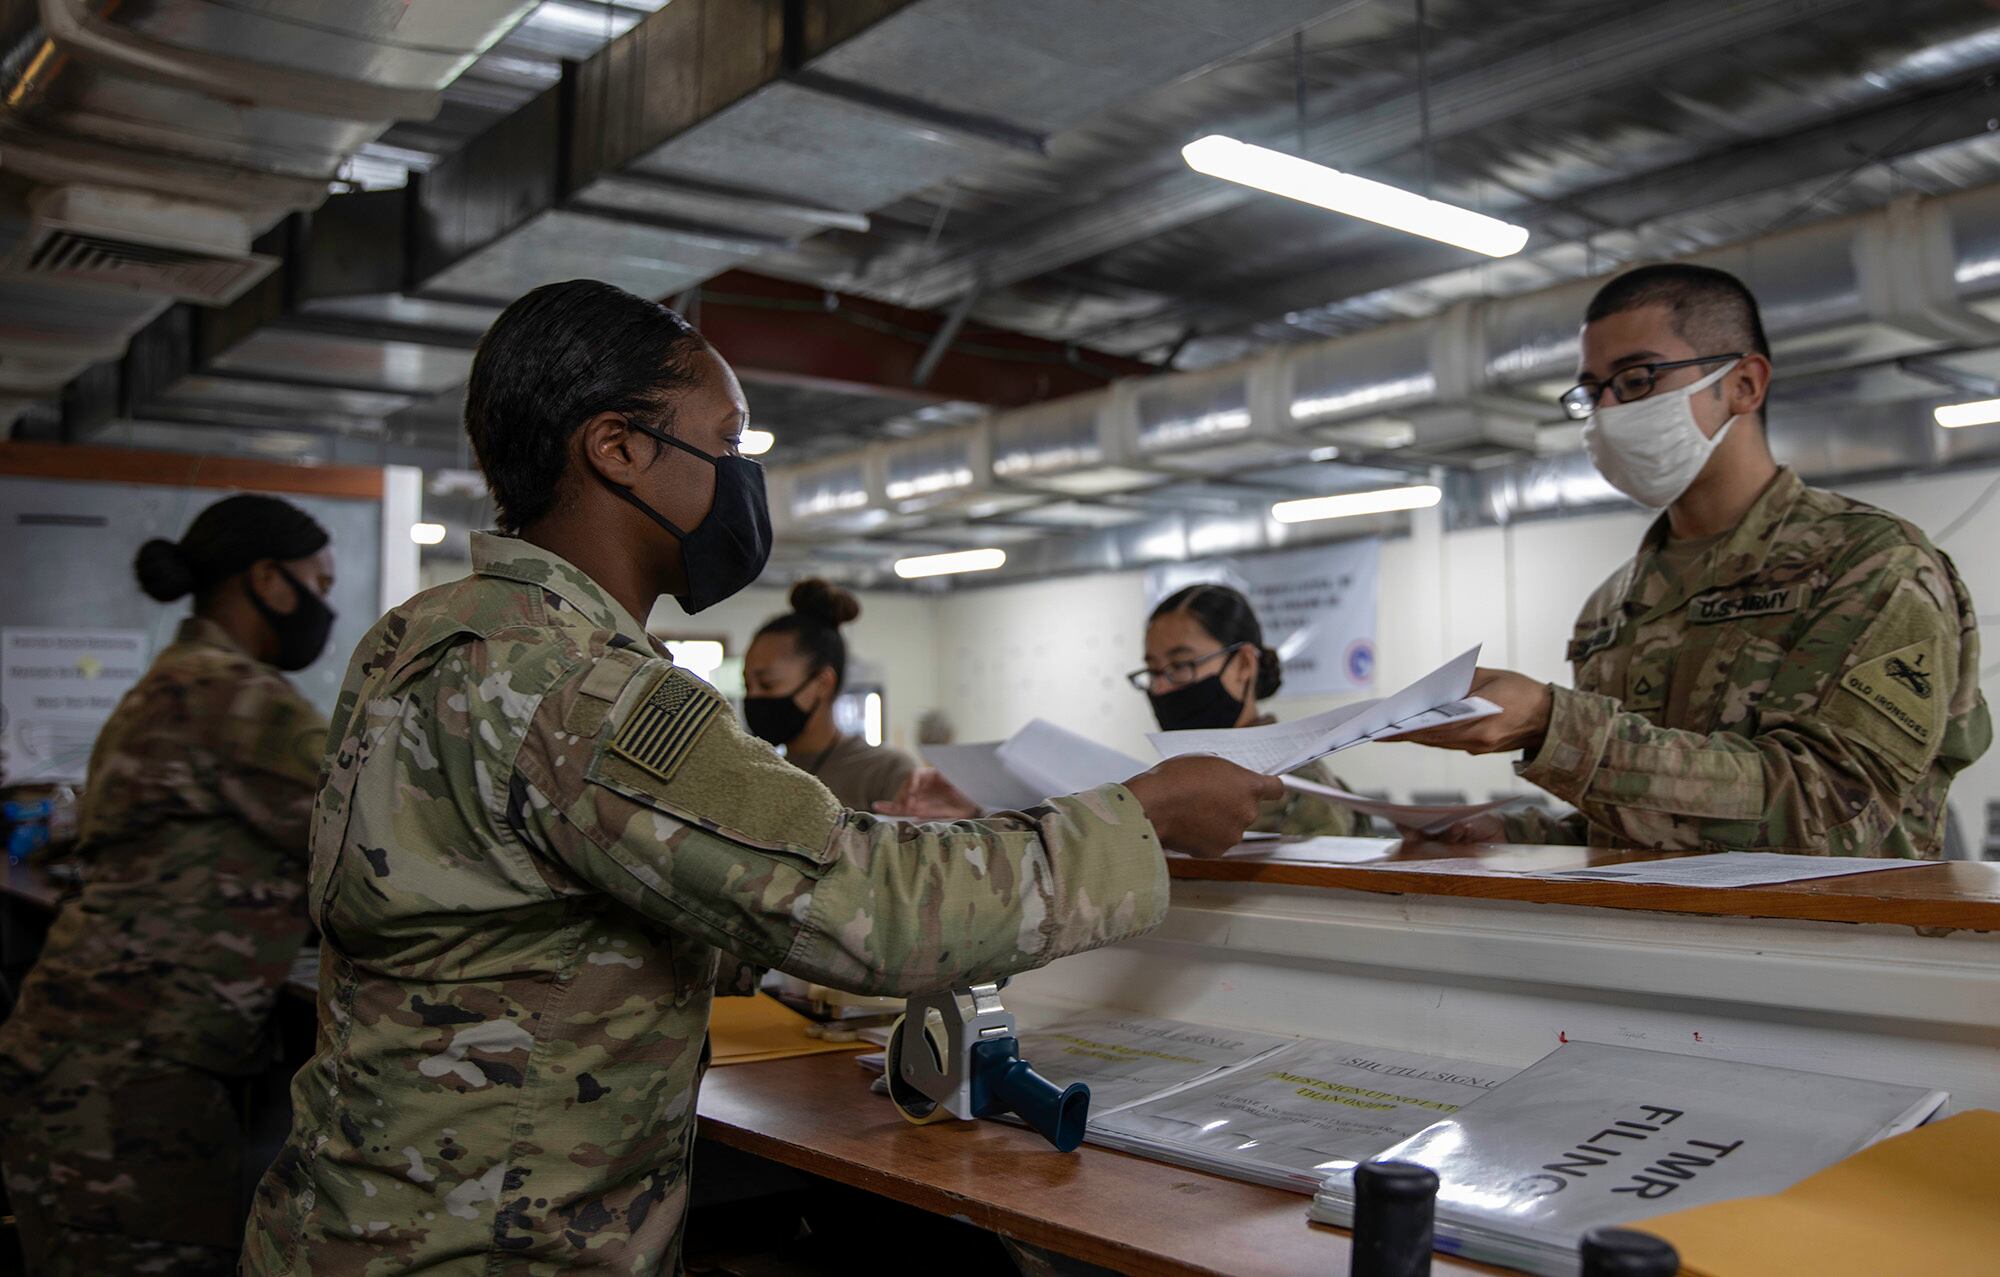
xmin=1182 ymin=135 xmax=1529 ymax=258
xmin=409 ymin=521 xmax=447 ymax=545
xmin=740 ymin=428 xmax=775 ymax=455
xmin=894 ymin=547 xmax=1006 ymax=579
xmin=1934 ymin=399 xmax=2000 ymax=429
xmin=1271 ymin=484 xmax=1442 ymax=524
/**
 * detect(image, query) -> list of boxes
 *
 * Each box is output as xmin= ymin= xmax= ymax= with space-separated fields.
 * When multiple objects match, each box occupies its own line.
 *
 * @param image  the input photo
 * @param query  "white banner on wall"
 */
xmin=1 ymin=628 xmax=149 ymax=783
xmin=1144 ymin=539 xmax=1380 ymax=698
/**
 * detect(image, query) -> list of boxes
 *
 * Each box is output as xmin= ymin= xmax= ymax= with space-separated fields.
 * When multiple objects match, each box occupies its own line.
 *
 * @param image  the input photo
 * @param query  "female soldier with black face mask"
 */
xmin=0 ymin=494 xmax=336 ymax=1276
xmin=1137 ymin=584 xmax=1366 ymax=837
xmin=741 ymin=578 xmax=916 ymax=810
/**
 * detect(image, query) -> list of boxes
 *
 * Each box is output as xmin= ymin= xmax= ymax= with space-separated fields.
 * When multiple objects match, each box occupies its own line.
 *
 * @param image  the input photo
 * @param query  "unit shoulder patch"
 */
xmin=606 ymin=666 xmax=720 ymax=785
xmin=1838 ymin=639 xmax=1941 ymax=746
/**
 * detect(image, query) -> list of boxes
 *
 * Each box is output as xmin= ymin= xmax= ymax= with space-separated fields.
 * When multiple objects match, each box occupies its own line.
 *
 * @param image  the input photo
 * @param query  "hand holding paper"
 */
xmin=1386 ymin=666 xmax=1553 ymax=755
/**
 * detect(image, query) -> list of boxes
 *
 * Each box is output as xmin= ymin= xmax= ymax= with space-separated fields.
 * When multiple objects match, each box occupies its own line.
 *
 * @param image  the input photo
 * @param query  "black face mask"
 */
xmin=743 ymin=678 xmax=818 ymax=747
xmin=597 ymin=421 xmax=773 ymax=615
xmin=1148 ymin=673 xmax=1246 ymax=732
xmin=247 ymin=564 xmax=336 ymax=672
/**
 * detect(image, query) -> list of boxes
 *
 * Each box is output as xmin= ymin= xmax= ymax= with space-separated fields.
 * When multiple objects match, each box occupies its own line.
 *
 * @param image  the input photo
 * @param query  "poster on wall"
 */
xmin=1143 ymin=538 xmax=1380 ymax=698
xmin=1 ymin=628 xmax=150 ymax=784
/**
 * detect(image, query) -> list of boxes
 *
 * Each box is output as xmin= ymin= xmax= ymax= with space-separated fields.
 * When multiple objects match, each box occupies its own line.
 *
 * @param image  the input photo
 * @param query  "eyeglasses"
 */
xmin=1127 ymin=642 xmax=1246 ymax=694
xmin=1558 ymin=353 xmax=1744 ymax=421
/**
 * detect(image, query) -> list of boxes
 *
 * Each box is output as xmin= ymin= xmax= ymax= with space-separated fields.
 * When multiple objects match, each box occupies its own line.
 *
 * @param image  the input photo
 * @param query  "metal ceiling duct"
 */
xmin=768 ymin=179 xmax=2000 ymax=577
xmin=986 ymin=388 xmax=1158 ymax=497
xmin=0 ymin=0 xmax=537 ymax=403
xmin=404 ymin=0 xmax=1349 ymax=307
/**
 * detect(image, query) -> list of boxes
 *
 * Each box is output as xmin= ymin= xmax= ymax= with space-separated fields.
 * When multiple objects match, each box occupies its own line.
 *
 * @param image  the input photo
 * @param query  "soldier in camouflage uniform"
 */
xmin=241 ymin=280 xmax=1278 ymax=1275
xmin=1137 ymin=584 xmax=1367 ymax=838
xmin=1401 ymin=265 xmax=1989 ymax=856
xmin=0 ymin=495 xmax=337 ymax=1275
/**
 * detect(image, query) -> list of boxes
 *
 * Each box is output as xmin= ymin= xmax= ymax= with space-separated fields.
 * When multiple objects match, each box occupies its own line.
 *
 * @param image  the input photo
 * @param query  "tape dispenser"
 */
xmin=883 ymin=982 xmax=1089 ymax=1152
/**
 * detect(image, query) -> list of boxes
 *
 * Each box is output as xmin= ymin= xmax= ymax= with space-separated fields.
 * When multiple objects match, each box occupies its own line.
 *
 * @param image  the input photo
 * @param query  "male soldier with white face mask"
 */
xmin=1400 ymin=264 xmax=1989 ymax=858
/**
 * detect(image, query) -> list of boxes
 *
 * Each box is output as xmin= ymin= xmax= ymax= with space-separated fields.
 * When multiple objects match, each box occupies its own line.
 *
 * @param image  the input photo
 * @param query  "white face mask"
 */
xmin=1582 ymin=360 xmax=1741 ymax=509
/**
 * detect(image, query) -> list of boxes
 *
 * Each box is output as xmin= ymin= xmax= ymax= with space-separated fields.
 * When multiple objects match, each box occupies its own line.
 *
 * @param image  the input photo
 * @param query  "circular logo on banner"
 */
xmin=1345 ymin=640 xmax=1376 ymax=684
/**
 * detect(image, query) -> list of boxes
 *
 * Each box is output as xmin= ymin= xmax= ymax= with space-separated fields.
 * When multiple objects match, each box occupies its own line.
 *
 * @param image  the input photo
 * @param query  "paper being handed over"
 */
xmin=1147 ymin=646 xmax=1500 ymax=776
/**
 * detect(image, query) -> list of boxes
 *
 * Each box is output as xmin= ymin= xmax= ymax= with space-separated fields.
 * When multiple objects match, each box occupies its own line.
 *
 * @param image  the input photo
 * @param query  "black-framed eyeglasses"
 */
xmin=1559 ymin=353 xmax=1744 ymax=421
xmin=1126 ymin=642 xmax=1247 ymax=694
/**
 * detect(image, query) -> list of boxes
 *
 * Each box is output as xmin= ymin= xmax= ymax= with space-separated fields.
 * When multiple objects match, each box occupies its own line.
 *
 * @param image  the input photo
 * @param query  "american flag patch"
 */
xmin=607 ymin=668 xmax=719 ymax=783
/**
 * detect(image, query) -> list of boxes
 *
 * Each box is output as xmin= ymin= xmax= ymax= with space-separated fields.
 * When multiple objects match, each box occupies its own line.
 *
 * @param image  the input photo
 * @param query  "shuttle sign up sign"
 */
xmin=1144 ymin=538 xmax=1380 ymax=698
xmin=1 ymin=628 xmax=149 ymax=783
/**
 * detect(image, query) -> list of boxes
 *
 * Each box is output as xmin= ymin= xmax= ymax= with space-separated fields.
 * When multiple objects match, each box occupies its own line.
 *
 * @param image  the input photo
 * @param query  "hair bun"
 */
xmin=1254 ymin=645 xmax=1283 ymax=700
xmin=134 ymin=538 xmax=195 ymax=602
xmin=789 ymin=577 xmax=860 ymax=627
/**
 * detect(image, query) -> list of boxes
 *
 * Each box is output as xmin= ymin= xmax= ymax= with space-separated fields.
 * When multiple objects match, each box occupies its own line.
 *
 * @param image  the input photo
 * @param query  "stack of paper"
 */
xmin=1148 ymin=647 xmax=1500 ymax=776
xmin=1092 ymin=1038 xmax=1516 ymax=1192
xmin=1637 ymin=1110 xmax=2000 ymax=1276
xmin=1016 ymin=1013 xmax=1294 ymax=1115
xmin=1309 ymin=1041 xmax=1949 ymax=1276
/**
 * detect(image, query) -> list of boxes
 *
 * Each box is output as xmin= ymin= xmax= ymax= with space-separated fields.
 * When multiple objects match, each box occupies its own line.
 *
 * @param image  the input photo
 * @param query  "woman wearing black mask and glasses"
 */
xmin=0 ymin=493 xmax=335 ymax=1276
xmin=1137 ymin=584 xmax=1366 ymax=837
xmin=742 ymin=578 xmax=915 ymax=810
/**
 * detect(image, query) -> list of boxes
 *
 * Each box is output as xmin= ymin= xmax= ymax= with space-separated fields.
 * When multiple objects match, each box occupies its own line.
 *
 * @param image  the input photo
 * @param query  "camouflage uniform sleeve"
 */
xmin=1518 ymin=542 xmax=1972 ymax=855
xmin=1499 ymin=803 xmax=1589 ymax=845
xmin=513 ymin=654 xmax=1170 ymax=995
xmin=214 ymin=676 xmax=328 ymax=860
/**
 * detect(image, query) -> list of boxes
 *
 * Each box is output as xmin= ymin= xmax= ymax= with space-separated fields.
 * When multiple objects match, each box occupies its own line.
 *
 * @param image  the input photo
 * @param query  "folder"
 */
xmin=707 ymin=993 xmax=873 ymax=1067
xmin=1637 ymin=1110 xmax=2000 ymax=1276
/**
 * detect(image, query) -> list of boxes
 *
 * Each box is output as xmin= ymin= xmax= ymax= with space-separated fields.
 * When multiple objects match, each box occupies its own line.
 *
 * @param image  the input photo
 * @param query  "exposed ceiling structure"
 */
xmin=9 ymin=0 xmax=2000 ymax=588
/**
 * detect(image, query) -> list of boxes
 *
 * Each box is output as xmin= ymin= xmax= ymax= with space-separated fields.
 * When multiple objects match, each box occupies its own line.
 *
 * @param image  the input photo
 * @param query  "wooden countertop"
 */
xmin=695 ymin=1051 xmax=1505 ymax=1277
xmin=1170 ymin=842 xmax=2000 ymax=932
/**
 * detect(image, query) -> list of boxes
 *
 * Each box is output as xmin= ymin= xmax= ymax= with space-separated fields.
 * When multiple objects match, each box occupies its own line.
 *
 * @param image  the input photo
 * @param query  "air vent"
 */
xmin=24 ymin=229 xmax=275 ymax=305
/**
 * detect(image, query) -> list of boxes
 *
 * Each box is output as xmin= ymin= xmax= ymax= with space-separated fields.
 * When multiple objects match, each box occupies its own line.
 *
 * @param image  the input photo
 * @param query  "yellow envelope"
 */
xmin=1638 ymin=1110 xmax=2000 ymax=1276
xmin=707 ymin=993 xmax=874 ymax=1067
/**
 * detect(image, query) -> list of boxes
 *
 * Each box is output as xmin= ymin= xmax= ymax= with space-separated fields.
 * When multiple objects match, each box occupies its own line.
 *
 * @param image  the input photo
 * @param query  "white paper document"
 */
xmin=1017 ymin=1013 xmax=1294 ymax=1117
xmin=921 ymin=720 xmax=1149 ymax=812
xmin=915 ymin=741 xmax=1047 ymax=812
xmin=1281 ymin=774 xmax=1517 ymax=836
xmin=1148 ymin=646 xmax=1499 ymax=775
xmin=997 ymin=718 xmax=1149 ymax=797
xmin=1541 ymin=852 xmax=1931 ymax=889
xmin=1201 ymin=835 xmax=1398 ymax=864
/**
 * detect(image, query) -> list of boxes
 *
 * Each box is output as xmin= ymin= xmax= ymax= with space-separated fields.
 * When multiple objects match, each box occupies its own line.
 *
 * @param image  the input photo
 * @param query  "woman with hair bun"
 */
xmin=1137 ymin=584 xmax=1366 ymax=837
xmin=742 ymin=577 xmax=917 ymax=809
xmin=0 ymin=492 xmax=337 ymax=1276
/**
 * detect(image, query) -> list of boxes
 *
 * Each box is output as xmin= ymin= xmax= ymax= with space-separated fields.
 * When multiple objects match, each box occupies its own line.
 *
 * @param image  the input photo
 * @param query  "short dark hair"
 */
xmin=1150 ymin=583 xmax=1282 ymax=700
xmin=464 ymin=279 xmax=709 ymax=531
xmin=756 ymin=578 xmax=860 ymax=691
xmin=1584 ymin=264 xmax=1772 ymax=361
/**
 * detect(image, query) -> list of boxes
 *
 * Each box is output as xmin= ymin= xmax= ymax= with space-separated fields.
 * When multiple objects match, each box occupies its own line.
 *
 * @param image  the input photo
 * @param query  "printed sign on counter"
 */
xmin=1 ymin=628 xmax=149 ymax=783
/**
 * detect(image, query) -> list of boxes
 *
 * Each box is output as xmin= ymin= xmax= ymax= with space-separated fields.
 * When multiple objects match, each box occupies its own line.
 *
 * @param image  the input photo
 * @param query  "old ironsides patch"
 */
xmin=1840 ymin=641 xmax=1939 ymax=745
xmin=608 ymin=667 xmax=719 ymax=783
xmin=1688 ymin=583 xmax=1803 ymax=625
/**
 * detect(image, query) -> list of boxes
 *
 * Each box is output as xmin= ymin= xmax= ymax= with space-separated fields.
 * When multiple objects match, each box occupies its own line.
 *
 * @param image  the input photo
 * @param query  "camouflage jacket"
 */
xmin=1509 ymin=469 xmax=1990 ymax=857
xmin=0 ymin=617 xmax=323 ymax=1078
xmin=245 ymin=533 xmax=1167 ymax=1276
